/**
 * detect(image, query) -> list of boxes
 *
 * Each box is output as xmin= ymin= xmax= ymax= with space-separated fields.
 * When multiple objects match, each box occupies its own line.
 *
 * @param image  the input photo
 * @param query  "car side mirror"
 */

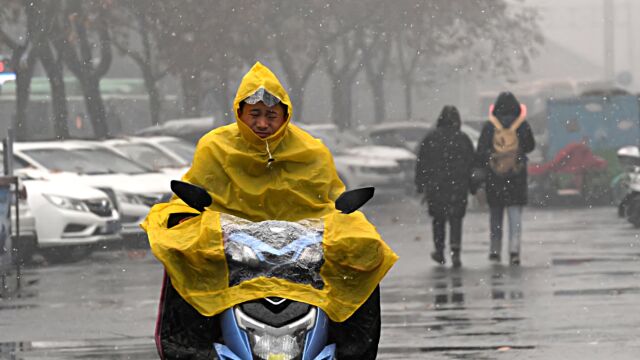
xmin=170 ymin=180 xmax=212 ymax=212
xmin=335 ymin=187 xmax=375 ymax=214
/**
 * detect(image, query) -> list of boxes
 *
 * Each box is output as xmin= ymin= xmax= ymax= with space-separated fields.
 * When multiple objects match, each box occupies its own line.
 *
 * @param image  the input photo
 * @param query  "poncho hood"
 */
xmin=234 ymin=61 xmax=293 ymax=150
xmin=179 ymin=61 xmax=345 ymax=222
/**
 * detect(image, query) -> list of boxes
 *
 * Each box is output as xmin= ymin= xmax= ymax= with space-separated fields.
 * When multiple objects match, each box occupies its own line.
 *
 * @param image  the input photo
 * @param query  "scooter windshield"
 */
xmin=220 ymin=214 xmax=325 ymax=289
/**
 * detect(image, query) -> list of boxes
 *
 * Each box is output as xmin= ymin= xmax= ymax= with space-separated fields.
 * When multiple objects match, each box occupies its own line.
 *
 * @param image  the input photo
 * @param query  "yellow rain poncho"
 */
xmin=142 ymin=62 xmax=398 ymax=322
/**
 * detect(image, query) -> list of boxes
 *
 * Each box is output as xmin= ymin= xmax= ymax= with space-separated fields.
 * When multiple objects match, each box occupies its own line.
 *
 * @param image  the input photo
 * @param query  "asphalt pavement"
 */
xmin=1 ymin=196 xmax=639 ymax=359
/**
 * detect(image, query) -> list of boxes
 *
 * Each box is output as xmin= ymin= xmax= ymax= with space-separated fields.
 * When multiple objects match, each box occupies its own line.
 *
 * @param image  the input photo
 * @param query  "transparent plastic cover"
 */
xmin=221 ymin=214 xmax=325 ymax=289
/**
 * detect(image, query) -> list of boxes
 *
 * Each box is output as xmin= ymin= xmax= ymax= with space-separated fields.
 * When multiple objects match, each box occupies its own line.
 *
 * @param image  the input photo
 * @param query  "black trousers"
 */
xmin=432 ymin=216 xmax=463 ymax=253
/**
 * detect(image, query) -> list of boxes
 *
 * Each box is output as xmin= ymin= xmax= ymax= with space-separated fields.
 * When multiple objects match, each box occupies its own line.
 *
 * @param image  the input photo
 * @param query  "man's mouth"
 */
xmin=255 ymin=131 xmax=271 ymax=138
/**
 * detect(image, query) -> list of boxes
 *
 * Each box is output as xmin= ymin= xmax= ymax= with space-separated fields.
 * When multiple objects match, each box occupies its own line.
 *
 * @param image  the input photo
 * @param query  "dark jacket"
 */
xmin=415 ymin=106 xmax=475 ymax=218
xmin=476 ymin=92 xmax=535 ymax=207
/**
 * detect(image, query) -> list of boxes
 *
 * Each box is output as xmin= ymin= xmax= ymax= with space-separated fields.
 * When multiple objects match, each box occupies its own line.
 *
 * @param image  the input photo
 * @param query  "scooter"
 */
xmin=155 ymin=181 xmax=376 ymax=360
xmin=615 ymin=145 xmax=640 ymax=227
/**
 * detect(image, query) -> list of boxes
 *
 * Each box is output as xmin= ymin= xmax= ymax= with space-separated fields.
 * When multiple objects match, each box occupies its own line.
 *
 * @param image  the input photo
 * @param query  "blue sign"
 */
xmin=547 ymin=96 xmax=640 ymax=157
xmin=0 ymin=183 xmax=12 ymax=273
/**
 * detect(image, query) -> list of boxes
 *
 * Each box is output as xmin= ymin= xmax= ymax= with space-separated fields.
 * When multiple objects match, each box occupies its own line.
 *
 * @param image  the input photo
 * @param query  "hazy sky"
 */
xmin=521 ymin=0 xmax=638 ymax=88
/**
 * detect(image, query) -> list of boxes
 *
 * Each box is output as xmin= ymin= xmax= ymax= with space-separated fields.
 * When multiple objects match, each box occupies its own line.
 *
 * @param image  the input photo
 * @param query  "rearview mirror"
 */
xmin=335 ymin=187 xmax=375 ymax=214
xmin=170 ymin=180 xmax=212 ymax=212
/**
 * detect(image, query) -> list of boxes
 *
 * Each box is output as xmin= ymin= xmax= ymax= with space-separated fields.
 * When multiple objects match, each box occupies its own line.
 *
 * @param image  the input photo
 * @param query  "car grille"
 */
xmin=97 ymin=187 xmax=119 ymax=210
xmin=84 ymin=198 xmax=114 ymax=217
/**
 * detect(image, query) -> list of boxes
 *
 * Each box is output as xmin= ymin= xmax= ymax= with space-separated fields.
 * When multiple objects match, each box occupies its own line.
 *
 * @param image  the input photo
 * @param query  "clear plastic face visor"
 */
xmin=243 ymin=88 xmax=281 ymax=108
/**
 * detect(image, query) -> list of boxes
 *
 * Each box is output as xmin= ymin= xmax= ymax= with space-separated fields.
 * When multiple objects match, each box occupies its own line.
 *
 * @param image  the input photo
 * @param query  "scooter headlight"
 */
xmin=235 ymin=306 xmax=317 ymax=360
xmin=248 ymin=330 xmax=306 ymax=360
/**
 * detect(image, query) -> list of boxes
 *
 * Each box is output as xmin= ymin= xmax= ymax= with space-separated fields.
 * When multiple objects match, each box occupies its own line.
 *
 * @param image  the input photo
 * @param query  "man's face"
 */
xmin=238 ymin=101 xmax=286 ymax=138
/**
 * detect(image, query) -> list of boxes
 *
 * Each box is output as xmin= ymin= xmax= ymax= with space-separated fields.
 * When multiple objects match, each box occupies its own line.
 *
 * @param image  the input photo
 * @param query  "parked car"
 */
xmin=21 ymin=177 xmax=120 ymax=260
xmin=297 ymin=123 xmax=417 ymax=191
xmin=367 ymin=121 xmax=480 ymax=153
xmin=2 ymin=150 xmax=123 ymax=262
xmin=11 ymin=141 xmax=173 ymax=244
xmin=102 ymin=137 xmax=191 ymax=179
xmin=138 ymin=136 xmax=196 ymax=164
xmin=136 ymin=117 xmax=219 ymax=144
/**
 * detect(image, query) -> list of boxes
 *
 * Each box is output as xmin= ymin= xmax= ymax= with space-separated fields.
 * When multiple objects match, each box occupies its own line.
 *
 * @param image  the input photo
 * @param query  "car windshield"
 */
xmin=158 ymin=139 xmax=196 ymax=163
xmin=22 ymin=147 xmax=151 ymax=175
xmin=113 ymin=143 xmax=183 ymax=170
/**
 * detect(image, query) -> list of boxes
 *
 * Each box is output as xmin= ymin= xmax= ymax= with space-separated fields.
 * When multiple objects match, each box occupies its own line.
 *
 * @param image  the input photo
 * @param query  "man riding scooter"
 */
xmin=142 ymin=62 xmax=398 ymax=359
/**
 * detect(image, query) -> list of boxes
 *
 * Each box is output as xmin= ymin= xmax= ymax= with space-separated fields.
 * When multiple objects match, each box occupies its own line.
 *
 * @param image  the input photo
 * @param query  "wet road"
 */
xmin=1 ymin=198 xmax=640 ymax=359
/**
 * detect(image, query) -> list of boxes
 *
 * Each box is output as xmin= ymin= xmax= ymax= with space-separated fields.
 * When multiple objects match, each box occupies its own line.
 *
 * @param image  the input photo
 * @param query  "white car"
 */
xmin=101 ymin=136 xmax=195 ymax=179
xmin=135 ymin=117 xmax=218 ymax=144
xmin=21 ymin=177 xmax=120 ymax=258
xmin=298 ymin=124 xmax=417 ymax=191
xmin=135 ymin=136 xmax=196 ymax=164
xmin=11 ymin=141 xmax=174 ymax=243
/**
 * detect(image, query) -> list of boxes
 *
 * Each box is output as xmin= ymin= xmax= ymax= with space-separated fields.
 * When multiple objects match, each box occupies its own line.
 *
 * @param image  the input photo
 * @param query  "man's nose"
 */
xmin=255 ymin=117 xmax=269 ymax=129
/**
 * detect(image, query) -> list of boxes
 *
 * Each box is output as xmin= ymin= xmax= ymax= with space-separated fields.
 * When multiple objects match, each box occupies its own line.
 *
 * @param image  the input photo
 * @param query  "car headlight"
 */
xmin=116 ymin=192 xmax=143 ymax=205
xmin=43 ymin=194 xmax=89 ymax=212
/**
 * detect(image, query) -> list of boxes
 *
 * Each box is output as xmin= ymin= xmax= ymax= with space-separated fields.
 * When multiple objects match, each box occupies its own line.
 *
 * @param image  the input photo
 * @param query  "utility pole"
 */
xmin=603 ymin=0 xmax=615 ymax=81
xmin=627 ymin=0 xmax=635 ymax=83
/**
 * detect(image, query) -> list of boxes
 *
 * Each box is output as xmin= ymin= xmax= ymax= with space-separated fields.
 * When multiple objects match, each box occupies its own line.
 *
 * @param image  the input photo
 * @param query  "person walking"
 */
xmin=415 ymin=106 xmax=475 ymax=268
xmin=476 ymin=92 xmax=535 ymax=265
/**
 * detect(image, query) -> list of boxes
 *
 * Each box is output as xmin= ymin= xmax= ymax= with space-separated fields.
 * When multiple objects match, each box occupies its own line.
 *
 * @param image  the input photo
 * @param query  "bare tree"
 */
xmin=150 ymin=0 xmax=223 ymax=118
xmin=110 ymin=0 xmax=170 ymax=126
xmin=357 ymin=16 xmax=393 ymax=125
xmin=253 ymin=1 xmax=327 ymax=122
xmin=34 ymin=0 xmax=70 ymax=139
xmin=0 ymin=1 xmax=38 ymax=140
xmin=393 ymin=0 xmax=542 ymax=120
xmin=323 ymin=31 xmax=363 ymax=130
xmin=52 ymin=0 xmax=113 ymax=138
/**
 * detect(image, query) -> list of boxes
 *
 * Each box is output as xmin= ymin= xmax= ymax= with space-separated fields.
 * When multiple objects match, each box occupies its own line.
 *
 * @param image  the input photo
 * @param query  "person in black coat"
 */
xmin=476 ymin=92 xmax=535 ymax=265
xmin=415 ymin=106 xmax=475 ymax=268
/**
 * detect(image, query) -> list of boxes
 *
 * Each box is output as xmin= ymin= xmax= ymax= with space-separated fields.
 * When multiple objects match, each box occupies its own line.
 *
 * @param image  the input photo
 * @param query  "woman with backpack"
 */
xmin=476 ymin=92 xmax=535 ymax=265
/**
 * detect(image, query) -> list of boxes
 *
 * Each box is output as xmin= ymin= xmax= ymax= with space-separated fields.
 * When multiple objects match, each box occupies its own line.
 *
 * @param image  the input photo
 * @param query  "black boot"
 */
xmin=489 ymin=253 xmax=501 ymax=263
xmin=431 ymin=250 xmax=445 ymax=265
xmin=510 ymin=253 xmax=520 ymax=266
xmin=451 ymin=250 xmax=462 ymax=268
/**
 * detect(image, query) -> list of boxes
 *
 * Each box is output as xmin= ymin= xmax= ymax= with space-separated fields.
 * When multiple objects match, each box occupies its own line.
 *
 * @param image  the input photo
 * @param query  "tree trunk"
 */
xmin=143 ymin=69 xmax=162 ymax=126
xmin=12 ymin=49 xmax=37 ymax=141
xmin=331 ymin=84 xmax=353 ymax=130
xmin=216 ymin=76 xmax=233 ymax=125
xmin=80 ymin=75 xmax=109 ymax=138
xmin=180 ymin=69 xmax=202 ymax=117
xmin=38 ymin=43 xmax=69 ymax=139
xmin=293 ymin=91 xmax=305 ymax=123
xmin=370 ymin=76 xmax=386 ymax=124
xmin=404 ymin=78 xmax=413 ymax=121
xmin=50 ymin=67 xmax=70 ymax=139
